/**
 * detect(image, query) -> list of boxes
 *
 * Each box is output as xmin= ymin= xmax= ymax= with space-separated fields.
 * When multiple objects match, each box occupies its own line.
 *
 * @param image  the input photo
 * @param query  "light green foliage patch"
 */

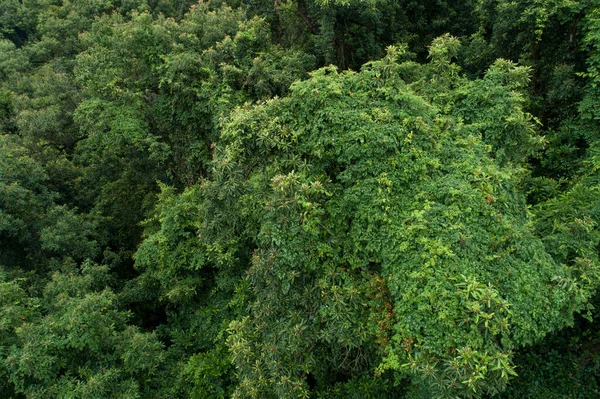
xmin=208 ymin=42 xmax=599 ymax=398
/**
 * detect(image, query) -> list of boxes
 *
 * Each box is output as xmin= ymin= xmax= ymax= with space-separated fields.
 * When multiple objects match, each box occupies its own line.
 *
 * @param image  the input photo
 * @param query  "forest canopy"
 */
xmin=1 ymin=0 xmax=600 ymax=398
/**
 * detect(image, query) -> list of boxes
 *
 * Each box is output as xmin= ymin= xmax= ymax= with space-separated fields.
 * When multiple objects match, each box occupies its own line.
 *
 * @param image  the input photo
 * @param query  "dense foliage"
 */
xmin=1 ymin=0 xmax=600 ymax=397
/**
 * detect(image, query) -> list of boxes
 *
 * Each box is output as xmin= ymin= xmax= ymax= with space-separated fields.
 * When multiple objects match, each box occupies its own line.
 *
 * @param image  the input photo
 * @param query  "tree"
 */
xmin=2 ymin=261 xmax=167 ymax=399
xmin=215 ymin=40 xmax=598 ymax=397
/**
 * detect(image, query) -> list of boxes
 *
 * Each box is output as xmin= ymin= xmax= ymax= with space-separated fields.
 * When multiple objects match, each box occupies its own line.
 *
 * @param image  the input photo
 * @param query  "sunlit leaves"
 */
xmin=212 ymin=41 xmax=599 ymax=398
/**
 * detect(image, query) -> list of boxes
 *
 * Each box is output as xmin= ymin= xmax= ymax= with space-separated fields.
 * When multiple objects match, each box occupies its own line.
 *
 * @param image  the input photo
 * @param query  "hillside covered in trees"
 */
xmin=1 ymin=0 xmax=600 ymax=397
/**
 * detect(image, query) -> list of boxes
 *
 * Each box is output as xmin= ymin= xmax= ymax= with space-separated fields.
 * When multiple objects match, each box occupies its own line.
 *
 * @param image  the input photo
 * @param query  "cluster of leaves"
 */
xmin=1 ymin=0 xmax=600 ymax=398
xmin=216 ymin=42 xmax=598 ymax=398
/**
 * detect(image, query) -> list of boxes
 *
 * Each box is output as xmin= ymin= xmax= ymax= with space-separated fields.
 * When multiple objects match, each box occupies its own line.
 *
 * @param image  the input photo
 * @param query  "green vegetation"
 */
xmin=1 ymin=0 xmax=599 ymax=397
